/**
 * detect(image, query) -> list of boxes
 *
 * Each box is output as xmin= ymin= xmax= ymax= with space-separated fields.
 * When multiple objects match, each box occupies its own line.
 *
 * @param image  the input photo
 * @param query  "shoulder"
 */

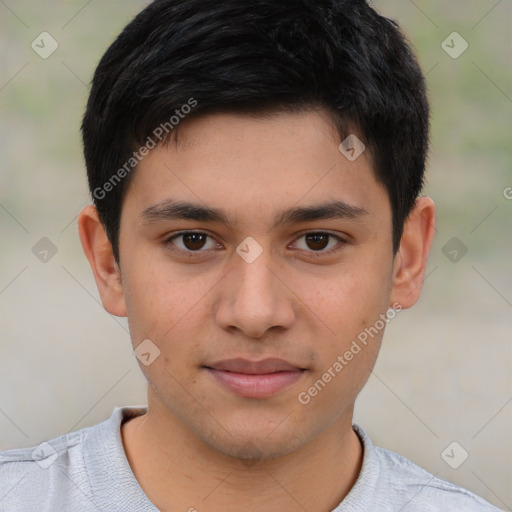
xmin=373 ymin=442 xmax=503 ymax=511
xmin=0 ymin=406 xmax=139 ymax=512
xmin=0 ymin=424 xmax=95 ymax=511
xmin=0 ymin=430 xmax=86 ymax=512
xmin=0 ymin=406 xmax=149 ymax=512
xmin=343 ymin=425 xmax=503 ymax=512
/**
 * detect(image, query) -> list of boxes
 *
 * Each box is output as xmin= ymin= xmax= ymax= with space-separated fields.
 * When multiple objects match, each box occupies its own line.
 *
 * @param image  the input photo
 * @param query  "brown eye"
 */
xmin=305 ymin=233 xmax=330 ymax=251
xmin=182 ymin=233 xmax=207 ymax=250
xmin=293 ymin=232 xmax=346 ymax=256
xmin=164 ymin=232 xmax=218 ymax=253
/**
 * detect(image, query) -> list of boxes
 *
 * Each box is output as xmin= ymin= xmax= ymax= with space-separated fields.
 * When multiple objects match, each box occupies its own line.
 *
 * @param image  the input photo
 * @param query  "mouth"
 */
xmin=204 ymin=358 xmax=306 ymax=399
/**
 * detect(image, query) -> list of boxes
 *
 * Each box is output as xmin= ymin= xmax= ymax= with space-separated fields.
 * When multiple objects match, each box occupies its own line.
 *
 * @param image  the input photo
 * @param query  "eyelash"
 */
xmin=162 ymin=231 xmax=348 ymax=258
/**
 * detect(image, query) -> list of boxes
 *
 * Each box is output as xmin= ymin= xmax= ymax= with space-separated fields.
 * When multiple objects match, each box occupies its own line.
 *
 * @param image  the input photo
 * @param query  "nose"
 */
xmin=214 ymin=246 xmax=296 ymax=339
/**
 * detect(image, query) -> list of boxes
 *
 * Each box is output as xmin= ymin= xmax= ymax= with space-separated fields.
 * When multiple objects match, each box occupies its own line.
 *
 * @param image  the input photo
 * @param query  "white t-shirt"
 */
xmin=0 ymin=406 xmax=503 ymax=511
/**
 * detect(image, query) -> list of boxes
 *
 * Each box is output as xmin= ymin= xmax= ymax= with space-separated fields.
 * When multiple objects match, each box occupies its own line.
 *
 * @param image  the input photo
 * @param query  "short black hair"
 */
xmin=82 ymin=0 xmax=429 ymax=264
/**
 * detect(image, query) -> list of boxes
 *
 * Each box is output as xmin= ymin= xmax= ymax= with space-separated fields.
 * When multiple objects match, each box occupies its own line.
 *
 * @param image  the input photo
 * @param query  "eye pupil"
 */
xmin=306 ymin=233 xmax=329 ymax=251
xmin=183 ymin=233 xmax=206 ymax=250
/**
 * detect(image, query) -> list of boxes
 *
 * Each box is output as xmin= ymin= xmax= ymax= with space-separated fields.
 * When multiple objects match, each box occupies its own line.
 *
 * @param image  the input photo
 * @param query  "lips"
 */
xmin=204 ymin=358 xmax=306 ymax=398
xmin=207 ymin=358 xmax=302 ymax=374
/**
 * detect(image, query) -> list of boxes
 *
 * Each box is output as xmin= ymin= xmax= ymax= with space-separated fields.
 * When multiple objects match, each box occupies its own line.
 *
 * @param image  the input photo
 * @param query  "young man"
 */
xmin=0 ymin=0 xmax=502 ymax=510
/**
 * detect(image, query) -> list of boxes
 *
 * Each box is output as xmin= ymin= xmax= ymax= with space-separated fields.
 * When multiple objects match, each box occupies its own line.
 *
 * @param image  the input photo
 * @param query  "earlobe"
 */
xmin=77 ymin=205 xmax=127 ymax=317
xmin=389 ymin=197 xmax=436 ymax=309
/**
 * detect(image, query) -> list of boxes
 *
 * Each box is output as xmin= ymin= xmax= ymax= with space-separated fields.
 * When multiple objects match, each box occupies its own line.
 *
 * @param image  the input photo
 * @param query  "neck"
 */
xmin=121 ymin=396 xmax=363 ymax=512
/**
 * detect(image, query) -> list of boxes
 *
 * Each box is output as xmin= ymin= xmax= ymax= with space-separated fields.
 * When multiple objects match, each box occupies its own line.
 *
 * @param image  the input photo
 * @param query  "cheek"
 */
xmin=294 ymin=262 xmax=391 ymax=339
xmin=122 ymin=262 xmax=182 ymax=346
xmin=122 ymin=262 xmax=213 ymax=368
xmin=296 ymin=273 xmax=388 ymax=411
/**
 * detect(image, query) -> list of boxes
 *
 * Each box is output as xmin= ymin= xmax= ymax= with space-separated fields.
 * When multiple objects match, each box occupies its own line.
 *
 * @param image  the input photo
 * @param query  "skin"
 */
xmin=78 ymin=109 xmax=435 ymax=512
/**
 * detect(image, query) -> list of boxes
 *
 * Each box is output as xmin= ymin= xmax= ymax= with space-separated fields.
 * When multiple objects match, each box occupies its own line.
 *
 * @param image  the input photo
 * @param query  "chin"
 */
xmin=188 ymin=412 xmax=310 ymax=463
xmin=204 ymin=432 xmax=304 ymax=463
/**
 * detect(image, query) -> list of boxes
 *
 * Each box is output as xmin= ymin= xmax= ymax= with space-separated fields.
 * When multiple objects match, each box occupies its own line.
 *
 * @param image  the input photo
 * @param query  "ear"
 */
xmin=77 ymin=205 xmax=127 ymax=317
xmin=389 ymin=196 xmax=436 ymax=309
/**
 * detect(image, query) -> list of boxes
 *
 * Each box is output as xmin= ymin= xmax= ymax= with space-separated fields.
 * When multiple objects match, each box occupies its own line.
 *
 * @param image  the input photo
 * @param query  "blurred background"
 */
xmin=0 ymin=0 xmax=510 ymax=509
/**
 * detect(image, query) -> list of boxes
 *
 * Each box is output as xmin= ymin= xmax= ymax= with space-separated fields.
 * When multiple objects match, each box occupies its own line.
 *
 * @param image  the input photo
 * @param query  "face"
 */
xmin=116 ymin=110 xmax=397 ymax=459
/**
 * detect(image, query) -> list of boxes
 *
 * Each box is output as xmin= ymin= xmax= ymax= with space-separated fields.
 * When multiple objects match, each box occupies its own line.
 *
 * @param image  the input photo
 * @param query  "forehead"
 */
xmin=123 ymin=110 xmax=389 ymax=225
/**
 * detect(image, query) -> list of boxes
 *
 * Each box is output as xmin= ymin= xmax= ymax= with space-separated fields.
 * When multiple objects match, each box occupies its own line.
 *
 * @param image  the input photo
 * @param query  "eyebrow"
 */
xmin=140 ymin=199 xmax=369 ymax=229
